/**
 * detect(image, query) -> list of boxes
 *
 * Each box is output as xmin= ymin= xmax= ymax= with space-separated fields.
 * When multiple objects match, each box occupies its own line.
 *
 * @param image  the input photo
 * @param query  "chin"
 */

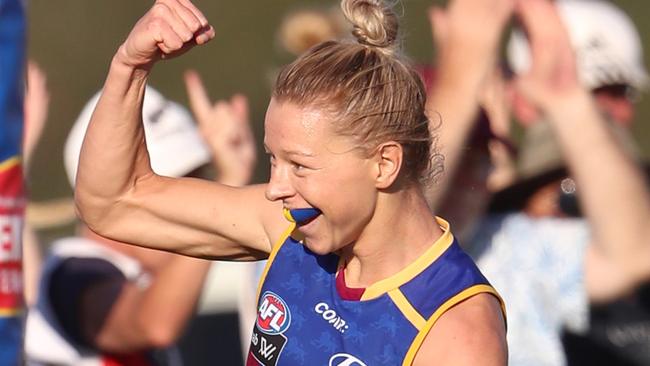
xmin=302 ymin=237 xmax=334 ymax=256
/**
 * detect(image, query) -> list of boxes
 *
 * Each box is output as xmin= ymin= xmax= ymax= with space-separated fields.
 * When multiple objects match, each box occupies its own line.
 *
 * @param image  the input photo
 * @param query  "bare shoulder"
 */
xmin=412 ymin=293 xmax=507 ymax=366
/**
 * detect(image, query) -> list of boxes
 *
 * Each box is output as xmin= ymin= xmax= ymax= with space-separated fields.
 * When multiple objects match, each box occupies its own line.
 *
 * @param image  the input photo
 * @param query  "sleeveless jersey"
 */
xmin=246 ymin=217 xmax=505 ymax=366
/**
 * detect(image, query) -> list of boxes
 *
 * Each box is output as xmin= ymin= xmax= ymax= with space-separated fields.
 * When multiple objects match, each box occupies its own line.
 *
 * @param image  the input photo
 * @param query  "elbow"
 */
xmin=74 ymin=188 xmax=110 ymax=233
xmin=74 ymin=185 xmax=129 ymax=240
xmin=93 ymin=326 xmax=178 ymax=353
xmin=140 ymin=323 xmax=183 ymax=348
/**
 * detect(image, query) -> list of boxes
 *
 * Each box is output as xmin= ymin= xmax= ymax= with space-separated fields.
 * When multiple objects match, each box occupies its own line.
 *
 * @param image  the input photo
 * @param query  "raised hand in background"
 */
xmin=515 ymin=0 xmax=650 ymax=300
xmin=184 ymin=70 xmax=257 ymax=187
xmin=425 ymin=0 xmax=515 ymax=208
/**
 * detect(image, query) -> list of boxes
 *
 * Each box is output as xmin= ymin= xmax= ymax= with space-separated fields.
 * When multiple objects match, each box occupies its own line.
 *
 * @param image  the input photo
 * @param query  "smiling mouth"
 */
xmin=283 ymin=207 xmax=322 ymax=226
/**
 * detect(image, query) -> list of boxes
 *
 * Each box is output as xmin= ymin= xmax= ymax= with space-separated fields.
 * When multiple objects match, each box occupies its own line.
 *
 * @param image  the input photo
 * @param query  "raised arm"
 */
xmin=424 ymin=0 xmax=514 ymax=208
xmin=424 ymin=0 xmax=515 ymax=216
xmin=515 ymin=0 xmax=650 ymax=298
xmin=75 ymin=0 xmax=285 ymax=260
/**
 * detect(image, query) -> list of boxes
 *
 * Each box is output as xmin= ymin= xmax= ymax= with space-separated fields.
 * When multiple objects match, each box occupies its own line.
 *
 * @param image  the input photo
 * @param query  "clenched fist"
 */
xmin=116 ymin=0 xmax=215 ymax=69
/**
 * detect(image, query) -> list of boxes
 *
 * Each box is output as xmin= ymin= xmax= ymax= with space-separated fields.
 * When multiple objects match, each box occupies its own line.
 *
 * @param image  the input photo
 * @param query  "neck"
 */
xmin=340 ymin=186 xmax=442 ymax=288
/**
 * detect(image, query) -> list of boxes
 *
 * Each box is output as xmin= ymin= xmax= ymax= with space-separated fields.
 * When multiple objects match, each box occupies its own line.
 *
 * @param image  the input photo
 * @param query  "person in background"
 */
xmin=24 ymin=81 xmax=255 ymax=365
xmin=425 ymin=0 xmax=650 ymax=365
xmin=21 ymin=61 xmax=51 ymax=308
xmin=508 ymin=1 xmax=650 ymax=364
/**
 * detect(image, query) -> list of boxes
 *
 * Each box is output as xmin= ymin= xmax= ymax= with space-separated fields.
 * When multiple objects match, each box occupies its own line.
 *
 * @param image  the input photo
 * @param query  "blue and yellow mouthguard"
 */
xmin=283 ymin=208 xmax=322 ymax=226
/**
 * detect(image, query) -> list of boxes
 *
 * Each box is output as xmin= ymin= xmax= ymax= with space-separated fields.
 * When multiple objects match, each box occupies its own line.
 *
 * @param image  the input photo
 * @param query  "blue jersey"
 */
xmin=247 ymin=218 xmax=505 ymax=366
xmin=0 ymin=0 xmax=25 ymax=364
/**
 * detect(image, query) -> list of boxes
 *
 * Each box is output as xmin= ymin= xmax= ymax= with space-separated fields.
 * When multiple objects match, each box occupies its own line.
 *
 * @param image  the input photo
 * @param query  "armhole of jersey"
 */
xmin=0 ymin=156 xmax=20 ymax=171
xmin=401 ymin=284 xmax=506 ymax=366
xmin=254 ymin=223 xmax=296 ymax=306
xmin=388 ymin=289 xmax=427 ymax=330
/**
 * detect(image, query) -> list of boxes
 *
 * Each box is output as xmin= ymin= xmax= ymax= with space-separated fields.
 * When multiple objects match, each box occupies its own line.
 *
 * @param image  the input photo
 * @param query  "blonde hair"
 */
xmin=277 ymin=8 xmax=345 ymax=56
xmin=273 ymin=0 xmax=441 ymax=185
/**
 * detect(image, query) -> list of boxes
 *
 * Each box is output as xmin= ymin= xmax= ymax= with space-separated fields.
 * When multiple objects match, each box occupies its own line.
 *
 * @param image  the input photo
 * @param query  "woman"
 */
xmin=75 ymin=0 xmax=507 ymax=364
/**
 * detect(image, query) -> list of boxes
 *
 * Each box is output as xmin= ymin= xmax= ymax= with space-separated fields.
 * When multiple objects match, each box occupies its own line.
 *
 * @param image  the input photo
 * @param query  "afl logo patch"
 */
xmin=257 ymin=291 xmax=291 ymax=335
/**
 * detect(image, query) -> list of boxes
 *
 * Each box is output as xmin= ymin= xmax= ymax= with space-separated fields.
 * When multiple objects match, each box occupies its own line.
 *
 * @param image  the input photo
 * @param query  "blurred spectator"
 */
xmin=425 ymin=0 xmax=650 ymax=365
xmin=22 ymin=61 xmax=51 ymax=308
xmin=507 ymin=1 xmax=650 ymax=364
xmin=24 ymin=81 xmax=255 ymax=365
xmin=507 ymin=0 xmax=648 ymax=129
xmin=276 ymin=5 xmax=349 ymax=57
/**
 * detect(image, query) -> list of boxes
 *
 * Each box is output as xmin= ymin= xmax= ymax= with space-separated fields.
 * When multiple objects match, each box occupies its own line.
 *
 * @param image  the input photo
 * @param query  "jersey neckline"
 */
xmin=336 ymin=217 xmax=454 ymax=301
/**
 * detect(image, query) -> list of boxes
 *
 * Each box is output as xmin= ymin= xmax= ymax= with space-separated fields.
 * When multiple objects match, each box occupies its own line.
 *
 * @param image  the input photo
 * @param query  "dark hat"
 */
xmin=488 ymin=119 xmax=640 ymax=213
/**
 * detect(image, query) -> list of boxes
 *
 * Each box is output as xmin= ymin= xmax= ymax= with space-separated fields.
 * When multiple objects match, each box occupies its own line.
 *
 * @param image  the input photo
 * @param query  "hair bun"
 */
xmin=340 ymin=0 xmax=398 ymax=51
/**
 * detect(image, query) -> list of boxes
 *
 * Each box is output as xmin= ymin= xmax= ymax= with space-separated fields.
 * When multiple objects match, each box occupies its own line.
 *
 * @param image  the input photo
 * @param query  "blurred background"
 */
xmin=23 ymin=0 xmax=650 ymax=364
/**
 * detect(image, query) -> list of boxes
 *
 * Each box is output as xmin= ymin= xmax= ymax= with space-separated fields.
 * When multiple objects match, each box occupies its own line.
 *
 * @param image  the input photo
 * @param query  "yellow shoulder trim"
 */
xmin=388 ymin=289 xmax=426 ymax=330
xmin=402 ymin=284 xmax=506 ymax=366
xmin=255 ymin=223 xmax=296 ymax=305
xmin=0 ymin=156 xmax=21 ymax=172
xmin=0 ymin=308 xmax=23 ymax=317
xmin=361 ymin=217 xmax=454 ymax=300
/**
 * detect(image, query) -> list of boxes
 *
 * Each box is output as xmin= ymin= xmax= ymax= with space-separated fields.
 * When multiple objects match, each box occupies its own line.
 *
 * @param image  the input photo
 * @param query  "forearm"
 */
xmin=425 ymin=49 xmax=489 ymax=207
xmin=75 ymin=50 xmax=152 ymax=229
xmin=546 ymin=90 xmax=650 ymax=280
xmin=135 ymin=256 xmax=211 ymax=346
xmin=424 ymin=0 xmax=511 ymax=208
xmin=95 ymin=255 xmax=212 ymax=352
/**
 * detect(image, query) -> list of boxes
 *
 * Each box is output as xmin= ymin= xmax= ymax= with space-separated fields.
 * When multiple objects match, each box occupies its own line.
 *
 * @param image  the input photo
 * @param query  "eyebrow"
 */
xmin=263 ymin=143 xmax=315 ymax=158
xmin=285 ymin=149 xmax=315 ymax=158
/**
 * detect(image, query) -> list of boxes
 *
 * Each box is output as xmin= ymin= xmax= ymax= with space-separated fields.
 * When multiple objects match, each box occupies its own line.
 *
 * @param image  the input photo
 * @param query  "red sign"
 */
xmin=0 ymin=160 xmax=24 ymax=313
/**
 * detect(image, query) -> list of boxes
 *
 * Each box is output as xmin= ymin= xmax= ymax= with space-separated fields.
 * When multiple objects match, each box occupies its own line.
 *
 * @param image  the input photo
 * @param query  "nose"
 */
xmin=265 ymin=164 xmax=295 ymax=202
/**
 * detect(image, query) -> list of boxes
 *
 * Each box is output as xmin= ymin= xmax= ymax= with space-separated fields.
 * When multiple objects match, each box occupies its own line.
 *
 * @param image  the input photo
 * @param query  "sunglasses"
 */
xmin=593 ymin=84 xmax=640 ymax=103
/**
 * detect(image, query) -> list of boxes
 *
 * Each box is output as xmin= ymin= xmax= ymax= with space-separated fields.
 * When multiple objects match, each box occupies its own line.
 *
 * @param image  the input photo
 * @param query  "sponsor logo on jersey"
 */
xmin=329 ymin=353 xmax=368 ymax=366
xmin=257 ymin=291 xmax=291 ymax=335
xmin=248 ymin=325 xmax=287 ymax=366
xmin=315 ymin=301 xmax=349 ymax=333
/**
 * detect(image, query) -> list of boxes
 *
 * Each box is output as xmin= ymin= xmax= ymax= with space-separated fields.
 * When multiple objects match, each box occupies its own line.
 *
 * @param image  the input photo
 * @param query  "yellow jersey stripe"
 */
xmin=401 ymin=284 xmax=505 ymax=366
xmin=361 ymin=217 xmax=453 ymax=300
xmin=255 ymin=223 xmax=296 ymax=305
xmin=388 ymin=288 xmax=426 ymax=331
xmin=0 ymin=156 xmax=20 ymax=172
xmin=0 ymin=308 xmax=23 ymax=317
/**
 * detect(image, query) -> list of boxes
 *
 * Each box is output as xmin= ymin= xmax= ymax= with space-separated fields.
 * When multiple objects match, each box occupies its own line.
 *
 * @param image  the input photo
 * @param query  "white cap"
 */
xmin=64 ymin=86 xmax=211 ymax=187
xmin=507 ymin=0 xmax=649 ymax=91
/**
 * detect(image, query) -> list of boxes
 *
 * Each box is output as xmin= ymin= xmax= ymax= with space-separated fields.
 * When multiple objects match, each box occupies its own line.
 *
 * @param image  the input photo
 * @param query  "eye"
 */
xmin=291 ymin=162 xmax=305 ymax=171
xmin=291 ymin=161 xmax=311 ymax=175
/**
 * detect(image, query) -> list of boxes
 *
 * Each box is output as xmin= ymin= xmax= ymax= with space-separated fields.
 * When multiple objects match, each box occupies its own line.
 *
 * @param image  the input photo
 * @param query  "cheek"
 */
xmin=316 ymin=169 xmax=376 ymax=237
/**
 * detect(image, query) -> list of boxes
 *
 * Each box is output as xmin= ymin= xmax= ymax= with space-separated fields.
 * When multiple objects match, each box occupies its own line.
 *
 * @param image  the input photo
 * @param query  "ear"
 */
xmin=373 ymin=142 xmax=403 ymax=189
